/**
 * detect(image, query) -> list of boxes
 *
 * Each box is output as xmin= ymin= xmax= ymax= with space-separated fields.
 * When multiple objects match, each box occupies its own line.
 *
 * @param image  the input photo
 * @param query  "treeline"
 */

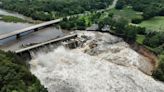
xmin=60 ymin=12 xmax=144 ymax=42
xmin=97 ymin=15 xmax=145 ymax=42
xmin=116 ymin=0 xmax=164 ymax=20
xmin=0 ymin=0 xmax=113 ymax=21
xmin=60 ymin=12 xmax=102 ymax=30
xmin=0 ymin=51 xmax=47 ymax=92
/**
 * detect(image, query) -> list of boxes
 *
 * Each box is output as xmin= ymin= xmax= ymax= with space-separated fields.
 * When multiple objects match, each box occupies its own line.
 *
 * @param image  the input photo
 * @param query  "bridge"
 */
xmin=0 ymin=18 xmax=62 ymax=40
xmin=0 ymin=0 xmax=118 ymax=40
xmin=16 ymin=34 xmax=78 ymax=60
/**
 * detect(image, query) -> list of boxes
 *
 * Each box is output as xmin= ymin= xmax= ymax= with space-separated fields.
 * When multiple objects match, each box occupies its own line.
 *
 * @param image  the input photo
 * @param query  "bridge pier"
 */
xmin=17 ymin=51 xmax=32 ymax=61
xmin=34 ymin=28 xmax=39 ymax=32
xmin=62 ymin=39 xmax=79 ymax=49
xmin=16 ymin=34 xmax=20 ymax=39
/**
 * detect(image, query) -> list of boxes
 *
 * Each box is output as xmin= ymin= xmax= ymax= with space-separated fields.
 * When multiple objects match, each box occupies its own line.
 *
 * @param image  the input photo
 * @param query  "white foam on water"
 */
xmin=30 ymin=46 xmax=164 ymax=92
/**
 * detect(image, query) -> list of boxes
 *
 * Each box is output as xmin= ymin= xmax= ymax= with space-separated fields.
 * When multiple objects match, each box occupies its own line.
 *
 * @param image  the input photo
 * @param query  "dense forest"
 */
xmin=0 ymin=0 xmax=113 ymax=20
xmin=0 ymin=51 xmax=47 ymax=92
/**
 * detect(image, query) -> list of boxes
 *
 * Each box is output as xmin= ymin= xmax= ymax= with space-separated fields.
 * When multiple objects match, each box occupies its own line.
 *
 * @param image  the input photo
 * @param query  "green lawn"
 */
xmin=107 ymin=7 xmax=142 ymax=22
xmin=136 ymin=35 xmax=145 ymax=44
xmin=139 ymin=16 xmax=164 ymax=32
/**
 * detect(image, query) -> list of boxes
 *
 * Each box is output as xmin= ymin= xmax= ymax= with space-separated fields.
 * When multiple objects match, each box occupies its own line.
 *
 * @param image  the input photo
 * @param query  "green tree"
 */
xmin=153 ymin=55 xmax=164 ymax=81
xmin=124 ymin=25 xmax=137 ymax=41
xmin=115 ymin=0 xmax=125 ymax=9
xmin=0 ymin=51 xmax=48 ymax=92
xmin=114 ymin=18 xmax=128 ymax=34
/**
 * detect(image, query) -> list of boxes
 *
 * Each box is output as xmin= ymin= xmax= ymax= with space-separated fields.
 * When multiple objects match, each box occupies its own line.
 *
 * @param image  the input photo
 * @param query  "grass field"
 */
xmin=139 ymin=16 xmax=164 ymax=32
xmin=107 ymin=7 xmax=142 ymax=22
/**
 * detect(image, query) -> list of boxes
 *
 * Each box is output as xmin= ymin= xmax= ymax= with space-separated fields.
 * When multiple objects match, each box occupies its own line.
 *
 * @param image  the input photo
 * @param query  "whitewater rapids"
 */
xmin=30 ymin=31 xmax=164 ymax=92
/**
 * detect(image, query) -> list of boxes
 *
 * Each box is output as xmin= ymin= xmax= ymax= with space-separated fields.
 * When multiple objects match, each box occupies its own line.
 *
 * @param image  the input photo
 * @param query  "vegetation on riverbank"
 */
xmin=146 ymin=32 xmax=164 ymax=81
xmin=136 ymin=35 xmax=145 ymax=44
xmin=0 ymin=0 xmax=113 ymax=21
xmin=60 ymin=10 xmax=143 ymax=42
xmin=0 ymin=50 xmax=48 ymax=92
xmin=0 ymin=15 xmax=26 ymax=23
xmin=59 ymin=12 xmax=101 ymax=30
xmin=153 ymin=55 xmax=164 ymax=81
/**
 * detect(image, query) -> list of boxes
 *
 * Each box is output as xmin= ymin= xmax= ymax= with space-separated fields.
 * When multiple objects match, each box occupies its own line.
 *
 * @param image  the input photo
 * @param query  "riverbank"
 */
xmin=0 ymin=8 xmax=42 ymax=24
xmin=129 ymin=42 xmax=158 ymax=71
xmin=0 ymin=15 xmax=27 ymax=23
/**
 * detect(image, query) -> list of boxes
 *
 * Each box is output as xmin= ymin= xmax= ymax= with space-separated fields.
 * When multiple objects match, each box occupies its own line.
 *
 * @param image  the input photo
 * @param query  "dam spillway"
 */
xmin=16 ymin=34 xmax=78 ymax=60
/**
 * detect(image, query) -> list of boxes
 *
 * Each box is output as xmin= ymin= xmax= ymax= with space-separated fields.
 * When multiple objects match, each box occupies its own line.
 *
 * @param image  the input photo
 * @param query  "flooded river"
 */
xmin=30 ymin=31 xmax=164 ymax=92
xmin=0 ymin=8 xmax=28 ymax=19
xmin=0 ymin=9 xmax=64 ymax=51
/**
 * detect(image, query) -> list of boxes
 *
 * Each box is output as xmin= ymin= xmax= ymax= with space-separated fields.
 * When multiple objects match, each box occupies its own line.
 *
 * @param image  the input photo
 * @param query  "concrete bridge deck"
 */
xmin=0 ymin=18 xmax=62 ymax=40
xmin=15 ymin=34 xmax=77 ymax=54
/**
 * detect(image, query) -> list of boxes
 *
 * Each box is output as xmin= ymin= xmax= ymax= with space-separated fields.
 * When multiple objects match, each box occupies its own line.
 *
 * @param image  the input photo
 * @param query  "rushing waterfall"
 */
xmin=29 ymin=31 xmax=164 ymax=92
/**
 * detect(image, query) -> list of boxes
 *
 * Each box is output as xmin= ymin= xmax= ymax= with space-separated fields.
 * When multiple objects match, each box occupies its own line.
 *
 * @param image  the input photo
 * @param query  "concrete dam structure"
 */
xmin=16 ymin=34 xmax=78 ymax=60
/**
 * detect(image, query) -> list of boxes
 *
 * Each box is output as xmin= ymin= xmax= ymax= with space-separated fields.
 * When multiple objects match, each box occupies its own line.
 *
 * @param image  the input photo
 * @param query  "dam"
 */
xmin=16 ymin=34 xmax=78 ymax=60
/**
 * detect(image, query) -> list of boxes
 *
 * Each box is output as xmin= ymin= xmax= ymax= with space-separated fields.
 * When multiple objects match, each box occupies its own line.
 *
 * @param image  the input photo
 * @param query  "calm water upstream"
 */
xmin=0 ymin=21 xmax=33 ymax=34
xmin=0 ymin=9 xmax=64 ymax=51
xmin=0 ymin=8 xmax=28 ymax=19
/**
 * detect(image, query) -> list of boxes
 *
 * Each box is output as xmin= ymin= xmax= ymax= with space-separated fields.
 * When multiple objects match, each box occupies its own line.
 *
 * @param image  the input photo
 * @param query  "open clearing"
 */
xmin=107 ymin=7 xmax=142 ymax=22
xmin=139 ymin=16 xmax=164 ymax=32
